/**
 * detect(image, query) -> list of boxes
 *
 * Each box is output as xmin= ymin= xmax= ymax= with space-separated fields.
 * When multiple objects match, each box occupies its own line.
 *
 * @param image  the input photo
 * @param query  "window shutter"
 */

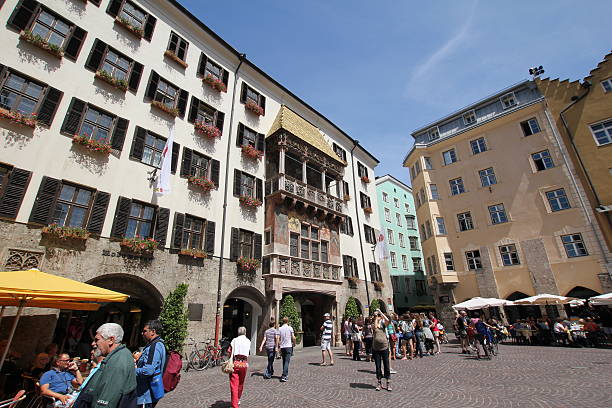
xmin=257 ymin=133 xmax=265 ymax=152
xmin=215 ymin=111 xmax=225 ymax=134
xmin=230 ymin=227 xmax=240 ymax=261
xmin=171 ymin=212 xmax=184 ymax=248
xmin=171 ymin=142 xmax=179 ymax=174
xmin=197 ymin=53 xmax=208 ymax=76
xmin=352 ymin=258 xmax=358 ymax=278
xmin=28 ymin=176 xmax=61 ymax=225
xmin=143 ymin=14 xmax=156 ymax=41
xmin=61 ymin=98 xmax=86 ymax=135
xmin=145 ymin=71 xmax=159 ymax=100
xmin=0 ymin=168 xmax=31 ymax=219
xmin=236 ymin=123 xmax=244 ymax=147
xmin=240 ymin=82 xmax=247 ymax=103
xmin=37 ymin=87 xmax=63 ymax=126
xmin=180 ymin=147 xmax=192 ymax=178
xmin=64 ymin=26 xmax=87 ymax=60
xmin=110 ymin=117 xmax=129 ymax=151
xmin=188 ymin=96 xmax=199 ymax=123
xmin=154 ymin=207 xmax=170 ymax=246
xmin=343 ymin=181 xmax=349 ymax=198
xmin=204 ymin=220 xmax=215 ymax=255
xmin=86 ymin=190 xmax=110 ymax=235
xmin=177 ymin=89 xmax=188 ymax=118
xmin=339 ymin=219 xmax=345 ymax=234
xmin=222 ymin=69 xmax=229 ymax=86
xmin=260 ymin=95 xmax=266 ymax=115
xmin=349 ymin=218 xmax=354 ymax=235
xmin=253 ymin=233 xmax=262 ymax=260
xmin=233 ymin=169 xmax=241 ymax=196
xmin=110 ymin=196 xmax=131 ymax=238
xmin=128 ymin=61 xmax=143 ymax=92
xmin=85 ymin=39 xmax=106 ymax=71
xmin=210 ymin=159 xmax=220 ymax=187
xmin=129 ymin=126 xmax=146 ymax=160
xmin=7 ymin=0 xmax=38 ymax=31
xmin=106 ymin=0 xmax=121 ymax=17
xmin=377 ymin=264 xmax=381 ymax=281
xmin=256 ymin=178 xmax=263 ymax=201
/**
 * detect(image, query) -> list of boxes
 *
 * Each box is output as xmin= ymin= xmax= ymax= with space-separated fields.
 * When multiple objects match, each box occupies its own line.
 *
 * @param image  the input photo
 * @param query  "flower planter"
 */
xmin=115 ymin=17 xmax=144 ymax=38
xmin=373 ymin=281 xmax=384 ymax=291
xmin=94 ymin=70 xmax=128 ymax=92
xmin=361 ymin=176 xmax=370 ymax=184
xmin=241 ymin=144 xmax=263 ymax=160
xmin=20 ymin=30 xmax=64 ymax=58
xmin=72 ymin=135 xmax=112 ymax=154
xmin=42 ymin=224 xmax=90 ymax=241
xmin=178 ymin=248 xmax=207 ymax=259
xmin=164 ymin=50 xmax=188 ymax=69
xmin=0 ymin=107 xmax=37 ymax=128
xmin=239 ymin=195 xmax=262 ymax=208
xmin=343 ymin=194 xmax=350 ymax=202
xmin=245 ymin=100 xmax=264 ymax=116
xmin=120 ymin=237 xmax=158 ymax=257
xmin=151 ymin=100 xmax=179 ymax=117
xmin=194 ymin=121 xmax=221 ymax=139
xmin=202 ymin=74 xmax=227 ymax=92
xmin=237 ymin=256 xmax=260 ymax=273
xmin=363 ymin=207 xmax=373 ymax=215
xmin=188 ymin=175 xmax=215 ymax=192
xmin=347 ymin=277 xmax=358 ymax=288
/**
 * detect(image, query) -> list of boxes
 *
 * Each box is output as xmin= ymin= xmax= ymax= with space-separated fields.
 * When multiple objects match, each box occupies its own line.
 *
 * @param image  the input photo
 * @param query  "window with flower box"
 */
xmin=230 ymin=227 xmax=262 ymax=261
xmin=0 ymin=65 xmax=63 ymax=126
xmin=106 ymin=0 xmax=156 ymax=41
xmin=61 ymin=98 xmax=129 ymax=151
xmin=180 ymin=147 xmax=220 ymax=188
xmin=233 ymin=169 xmax=263 ymax=202
xmin=129 ymin=127 xmax=179 ymax=173
xmin=8 ymin=0 xmax=87 ymax=60
xmin=188 ymin=96 xmax=225 ymax=137
xmin=369 ymin=262 xmax=383 ymax=281
xmin=237 ymin=123 xmax=265 ymax=151
xmin=197 ymin=53 xmax=229 ymax=91
xmin=343 ymin=255 xmax=358 ymax=278
xmin=85 ymin=39 xmax=143 ymax=92
xmin=165 ymin=31 xmax=188 ymax=67
xmin=29 ymin=177 xmax=110 ymax=235
xmin=0 ymin=164 xmax=31 ymax=220
xmin=110 ymin=196 xmax=169 ymax=245
xmin=357 ymin=162 xmax=369 ymax=181
xmin=359 ymin=192 xmax=372 ymax=210
xmin=240 ymin=82 xmax=265 ymax=116
xmin=170 ymin=213 xmax=215 ymax=255
xmin=145 ymin=71 xmax=188 ymax=118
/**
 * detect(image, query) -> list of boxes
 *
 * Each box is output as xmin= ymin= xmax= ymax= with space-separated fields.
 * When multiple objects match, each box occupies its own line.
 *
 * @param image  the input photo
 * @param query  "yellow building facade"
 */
xmin=403 ymin=80 xmax=611 ymax=326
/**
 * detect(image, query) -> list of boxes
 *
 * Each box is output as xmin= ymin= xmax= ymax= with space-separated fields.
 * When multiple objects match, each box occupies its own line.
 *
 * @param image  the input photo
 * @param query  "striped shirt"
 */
xmin=322 ymin=319 xmax=333 ymax=341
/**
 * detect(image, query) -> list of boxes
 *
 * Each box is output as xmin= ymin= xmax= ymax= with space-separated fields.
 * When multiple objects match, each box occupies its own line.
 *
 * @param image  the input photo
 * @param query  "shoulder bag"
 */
xmin=221 ymin=341 xmax=235 ymax=374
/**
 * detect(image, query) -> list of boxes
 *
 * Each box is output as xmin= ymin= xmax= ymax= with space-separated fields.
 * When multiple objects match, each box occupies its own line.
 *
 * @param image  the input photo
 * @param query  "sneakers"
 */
xmin=389 ymin=369 xmax=397 ymax=374
xmin=280 ymin=377 xmax=288 ymax=382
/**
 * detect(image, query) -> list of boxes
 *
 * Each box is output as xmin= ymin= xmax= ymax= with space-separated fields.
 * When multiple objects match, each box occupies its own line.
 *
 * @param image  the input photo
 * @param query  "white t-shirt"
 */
xmin=231 ymin=335 xmax=251 ymax=357
xmin=279 ymin=324 xmax=294 ymax=348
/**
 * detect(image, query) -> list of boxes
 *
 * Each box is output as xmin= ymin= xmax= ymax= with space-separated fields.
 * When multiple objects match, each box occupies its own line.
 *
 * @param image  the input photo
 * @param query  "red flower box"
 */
xmin=0 ymin=107 xmax=37 ymax=128
xmin=203 ymin=74 xmax=227 ymax=92
xmin=361 ymin=176 xmax=370 ymax=183
xmin=237 ymin=256 xmax=260 ymax=272
xmin=20 ymin=30 xmax=64 ymax=58
xmin=188 ymin=175 xmax=215 ymax=192
xmin=179 ymin=248 xmax=207 ymax=259
xmin=151 ymin=100 xmax=179 ymax=117
xmin=95 ymin=70 xmax=128 ymax=92
xmin=241 ymin=144 xmax=263 ymax=160
xmin=373 ymin=281 xmax=384 ymax=291
xmin=115 ymin=17 xmax=144 ymax=38
xmin=363 ymin=207 xmax=373 ymax=214
xmin=164 ymin=50 xmax=188 ymax=69
xmin=120 ymin=236 xmax=158 ymax=255
xmin=72 ymin=135 xmax=112 ymax=154
xmin=42 ymin=224 xmax=90 ymax=241
xmin=245 ymin=100 xmax=264 ymax=116
xmin=194 ymin=121 xmax=221 ymax=139
xmin=239 ymin=195 xmax=262 ymax=208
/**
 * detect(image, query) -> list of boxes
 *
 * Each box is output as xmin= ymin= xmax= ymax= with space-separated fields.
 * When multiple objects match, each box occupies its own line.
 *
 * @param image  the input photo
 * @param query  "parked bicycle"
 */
xmin=185 ymin=337 xmax=209 ymax=371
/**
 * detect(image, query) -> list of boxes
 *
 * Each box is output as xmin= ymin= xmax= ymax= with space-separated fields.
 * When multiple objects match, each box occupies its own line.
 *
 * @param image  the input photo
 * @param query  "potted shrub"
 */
xmin=151 ymin=100 xmax=179 ymax=117
xmin=120 ymin=236 xmax=158 ymax=256
xmin=237 ymin=256 xmax=260 ymax=273
xmin=42 ymin=224 xmax=90 ymax=241
xmin=115 ymin=16 xmax=144 ymax=38
xmin=239 ymin=195 xmax=262 ymax=208
xmin=203 ymin=74 xmax=227 ymax=92
xmin=0 ymin=108 xmax=37 ymax=128
xmin=194 ymin=121 xmax=221 ymax=139
xmin=373 ymin=281 xmax=384 ymax=291
xmin=241 ymin=144 xmax=263 ymax=160
xmin=94 ymin=70 xmax=128 ymax=91
xmin=164 ymin=50 xmax=188 ymax=69
xmin=363 ymin=207 xmax=373 ymax=214
xmin=187 ymin=175 xmax=215 ymax=192
xmin=72 ymin=135 xmax=112 ymax=154
xmin=244 ymin=100 xmax=264 ymax=116
xmin=361 ymin=175 xmax=370 ymax=183
xmin=19 ymin=30 xmax=64 ymax=58
xmin=178 ymin=248 xmax=207 ymax=259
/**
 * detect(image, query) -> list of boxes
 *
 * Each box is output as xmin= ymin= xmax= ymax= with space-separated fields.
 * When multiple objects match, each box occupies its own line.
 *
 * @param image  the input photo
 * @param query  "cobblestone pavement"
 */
xmin=158 ymin=343 xmax=612 ymax=408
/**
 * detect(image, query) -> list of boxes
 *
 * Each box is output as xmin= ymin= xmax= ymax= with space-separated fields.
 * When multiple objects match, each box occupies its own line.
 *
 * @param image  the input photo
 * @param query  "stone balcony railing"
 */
xmin=266 ymin=255 xmax=342 ymax=283
xmin=265 ymin=174 xmax=344 ymax=214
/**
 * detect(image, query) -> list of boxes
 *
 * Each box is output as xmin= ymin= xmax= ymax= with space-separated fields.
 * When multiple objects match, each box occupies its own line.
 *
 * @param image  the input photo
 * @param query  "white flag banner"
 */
xmin=154 ymin=127 xmax=174 ymax=196
xmin=376 ymin=232 xmax=389 ymax=261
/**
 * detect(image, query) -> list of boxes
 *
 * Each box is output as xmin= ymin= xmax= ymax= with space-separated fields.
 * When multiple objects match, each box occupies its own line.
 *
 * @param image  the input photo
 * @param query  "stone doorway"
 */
xmin=222 ymin=287 xmax=265 ymax=355
xmin=288 ymin=292 xmax=335 ymax=347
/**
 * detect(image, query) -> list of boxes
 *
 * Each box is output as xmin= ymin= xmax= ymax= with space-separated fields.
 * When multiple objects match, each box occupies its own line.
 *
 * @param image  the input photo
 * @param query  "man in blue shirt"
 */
xmin=40 ymin=353 xmax=83 ymax=406
xmin=134 ymin=320 xmax=167 ymax=408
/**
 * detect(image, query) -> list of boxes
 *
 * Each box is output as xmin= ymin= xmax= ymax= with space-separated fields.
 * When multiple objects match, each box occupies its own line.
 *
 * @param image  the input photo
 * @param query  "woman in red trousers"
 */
xmin=228 ymin=326 xmax=251 ymax=408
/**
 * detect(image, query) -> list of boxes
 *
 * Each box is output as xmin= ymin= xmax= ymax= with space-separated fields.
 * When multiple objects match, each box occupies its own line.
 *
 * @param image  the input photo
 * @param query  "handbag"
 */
xmin=351 ymin=331 xmax=361 ymax=342
xmin=221 ymin=341 xmax=235 ymax=374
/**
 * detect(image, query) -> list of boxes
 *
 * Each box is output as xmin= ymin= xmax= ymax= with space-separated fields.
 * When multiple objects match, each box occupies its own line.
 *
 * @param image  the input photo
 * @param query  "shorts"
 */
xmin=321 ymin=339 xmax=331 ymax=350
xmin=433 ymin=331 xmax=439 ymax=337
xmin=459 ymin=330 xmax=467 ymax=338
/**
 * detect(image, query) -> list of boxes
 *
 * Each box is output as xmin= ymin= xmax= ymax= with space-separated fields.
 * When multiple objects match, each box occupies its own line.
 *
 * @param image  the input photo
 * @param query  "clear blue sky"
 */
xmin=178 ymin=0 xmax=612 ymax=185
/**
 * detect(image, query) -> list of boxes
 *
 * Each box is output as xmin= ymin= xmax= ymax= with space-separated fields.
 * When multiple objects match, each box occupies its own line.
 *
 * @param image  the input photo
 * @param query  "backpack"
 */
xmin=146 ymin=338 xmax=182 ymax=393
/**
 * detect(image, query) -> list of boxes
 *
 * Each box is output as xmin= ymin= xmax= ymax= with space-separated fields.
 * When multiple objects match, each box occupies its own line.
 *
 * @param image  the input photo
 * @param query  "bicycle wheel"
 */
xmin=188 ymin=350 xmax=207 ymax=371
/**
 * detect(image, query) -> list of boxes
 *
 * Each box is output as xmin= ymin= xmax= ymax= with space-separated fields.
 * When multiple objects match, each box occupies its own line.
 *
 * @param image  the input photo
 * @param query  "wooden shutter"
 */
xmin=154 ymin=207 xmax=170 ymax=246
xmin=187 ymin=96 xmax=199 ymax=123
xmin=221 ymin=69 xmax=229 ymax=87
xmin=143 ymin=14 xmax=156 ymax=41
xmin=197 ymin=53 xmax=208 ymax=76
xmin=128 ymin=61 xmax=143 ymax=92
xmin=171 ymin=142 xmax=179 ymax=174
xmin=260 ymin=95 xmax=266 ymax=115
xmin=210 ymin=159 xmax=220 ymax=187
xmin=7 ymin=0 xmax=38 ymax=31
xmin=110 ymin=196 xmax=131 ymax=238
xmin=342 ymin=255 xmax=348 ymax=276
xmin=64 ymin=26 xmax=87 ymax=60
xmin=177 ymin=89 xmax=188 ymax=118
xmin=204 ymin=220 xmax=215 ymax=254
xmin=85 ymin=39 xmax=106 ymax=71
xmin=0 ymin=168 xmax=31 ymax=219
xmin=60 ymin=98 xmax=86 ymax=135
xmin=110 ymin=117 xmax=129 ymax=151
xmin=215 ymin=111 xmax=224 ymax=134
xmin=37 ymin=87 xmax=63 ymax=126
xmin=253 ymin=233 xmax=262 ymax=260
xmin=171 ymin=212 xmax=184 ymax=248
xmin=256 ymin=133 xmax=265 ymax=152
xmin=106 ymin=0 xmax=121 ymax=17
xmin=256 ymin=178 xmax=263 ymax=201
xmin=86 ymin=191 xmax=110 ymax=235
xmin=180 ymin=147 xmax=192 ymax=178
xmin=343 ymin=181 xmax=349 ymax=198
xmin=352 ymin=258 xmax=358 ymax=277
xmin=28 ymin=176 xmax=61 ymax=225
xmin=236 ymin=123 xmax=244 ymax=147
xmin=129 ymin=126 xmax=146 ymax=160
xmin=145 ymin=71 xmax=159 ymax=100
xmin=348 ymin=217 xmax=354 ymax=235
xmin=240 ymin=82 xmax=247 ymax=103
xmin=233 ymin=169 xmax=241 ymax=196
xmin=229 ymin=227 xmax=240 ymax=261
xmin=339 ymin=219 xmax=345 ymax=234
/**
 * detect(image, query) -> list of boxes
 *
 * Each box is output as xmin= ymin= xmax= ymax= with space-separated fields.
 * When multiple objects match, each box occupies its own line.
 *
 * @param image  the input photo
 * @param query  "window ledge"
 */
xmin=114 ymin=16 xmax=144 ymax=38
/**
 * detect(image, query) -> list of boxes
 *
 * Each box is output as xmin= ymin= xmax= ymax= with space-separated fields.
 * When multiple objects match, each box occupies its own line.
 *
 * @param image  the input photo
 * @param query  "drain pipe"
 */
xmin=350 ymin=140 xmax=371 ymax=308
xmin=214 ymin=53 xmax=246 ymax=346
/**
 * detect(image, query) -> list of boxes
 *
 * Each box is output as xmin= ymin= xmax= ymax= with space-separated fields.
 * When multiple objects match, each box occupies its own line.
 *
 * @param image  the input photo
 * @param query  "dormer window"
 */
xmin=500 ymin=92 xmax=517 ymax=109
xmin=428 ymin=127 xmax=440 ymax=141
xmin=463 ymin=110 xmax=476 ymax=126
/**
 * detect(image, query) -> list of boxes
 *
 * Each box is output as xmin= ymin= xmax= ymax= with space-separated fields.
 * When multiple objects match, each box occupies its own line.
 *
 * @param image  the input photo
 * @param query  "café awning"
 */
xmin=452 ymin=297 xmax=513 ymax=310
xmin=588 ymin=293 xmax=612 ymax=306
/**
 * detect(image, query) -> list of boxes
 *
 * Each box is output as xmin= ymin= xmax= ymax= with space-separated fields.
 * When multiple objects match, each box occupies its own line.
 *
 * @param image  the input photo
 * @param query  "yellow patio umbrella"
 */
xmin=0 ymin=269 xmax=128 ymax=370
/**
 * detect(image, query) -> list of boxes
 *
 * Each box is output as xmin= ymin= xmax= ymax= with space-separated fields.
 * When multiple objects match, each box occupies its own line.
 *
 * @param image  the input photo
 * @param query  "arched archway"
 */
xmin=222 ymin=286 xmax=265 ymax=354
xmin=566 ymin=286 xmax=600 ymax=299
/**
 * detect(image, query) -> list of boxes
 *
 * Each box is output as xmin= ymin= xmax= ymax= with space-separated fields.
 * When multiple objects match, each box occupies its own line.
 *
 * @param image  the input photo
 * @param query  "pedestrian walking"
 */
xmin=134 ymin=320 xmax=167 ymax=408
xmin=259 ymin=321 xmax=279 ymax=379
xmin=413 ymin=317 xmax=425 ymax=358
xmin=319 ymin=313 xmax=334 ymax=366
xmin=456 ymin=311 xmax=469 ymax=353
xmin=363 ymin=317 xmax=373 ymax=362
xmin=371 ymin=309 xmax=391 ymax=392
xmin=400 ymin=314 xmax=414 ymax=360
xmin=429 ymin=312 xmax=441 ymax=355
xmin=342 ymin=317 xmax=352 ymax=356
xmin=351 ymin=320 xmax=362 ymax=361
xmin=278 ymin=317 xmax=296 ymax=382
xmin=228 ymin=327 xmax=251 ymax=408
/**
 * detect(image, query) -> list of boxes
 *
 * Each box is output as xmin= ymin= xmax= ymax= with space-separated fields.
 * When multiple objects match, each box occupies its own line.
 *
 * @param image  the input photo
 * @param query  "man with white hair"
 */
xmin=72 ymin=323 xmax=137 ymax=408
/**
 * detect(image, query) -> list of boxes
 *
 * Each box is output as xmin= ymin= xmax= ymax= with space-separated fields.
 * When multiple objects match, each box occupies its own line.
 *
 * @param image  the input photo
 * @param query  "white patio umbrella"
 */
xmin=588 ymin=293 xmax=612 ymax=306
xmin=513 ymin=294 xmax=579 ymax=305
xmin=452 ymin=297 xmax=512 ymax=310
